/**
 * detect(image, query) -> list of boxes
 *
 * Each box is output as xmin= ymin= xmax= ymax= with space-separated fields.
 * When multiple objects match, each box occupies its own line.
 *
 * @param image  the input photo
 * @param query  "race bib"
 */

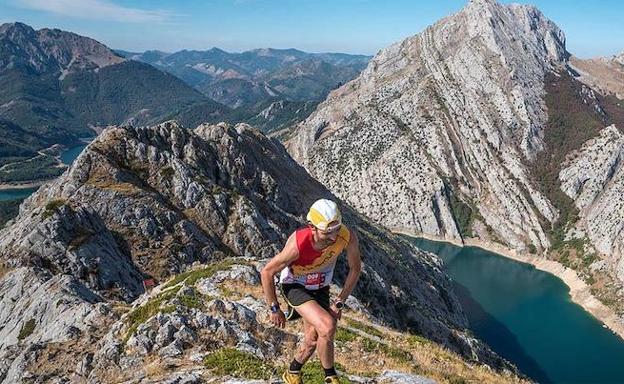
xmin=305 ymin=272 xmax=326 ymax=287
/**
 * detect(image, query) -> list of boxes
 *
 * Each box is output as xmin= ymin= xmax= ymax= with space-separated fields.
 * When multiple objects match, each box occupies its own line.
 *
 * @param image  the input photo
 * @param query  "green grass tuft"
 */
xmin=203 ymin=348 xmax=276 ymax=380
xmin=335 ymin=327 xmax=358 ymax=342
xmin=301 ymin=361 xmax=351 ymax=383
xmin=124 ymin=285 xmax=181 ymax=343
xmin=162 ymin=259 xmax=247 ymax=289
xmin=406 ymin=333 xmax=430 ymax=347
xmin=345 ymin=318 xmax=383 ymax=338
xmin=178 ymin=293 xmax=205 ymax=310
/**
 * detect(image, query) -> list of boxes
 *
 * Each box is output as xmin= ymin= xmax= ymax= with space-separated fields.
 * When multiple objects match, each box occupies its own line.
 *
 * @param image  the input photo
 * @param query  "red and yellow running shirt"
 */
xmin=279 ymin=225 xmax=351 ymax=290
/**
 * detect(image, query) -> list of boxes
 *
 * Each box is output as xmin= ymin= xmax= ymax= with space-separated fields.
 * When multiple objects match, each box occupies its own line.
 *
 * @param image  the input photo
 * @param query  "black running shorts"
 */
xmin=280 ymin=284 xmax=331 ymax=321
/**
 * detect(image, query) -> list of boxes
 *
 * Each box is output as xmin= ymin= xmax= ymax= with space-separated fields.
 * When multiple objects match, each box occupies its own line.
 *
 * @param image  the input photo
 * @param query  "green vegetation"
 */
xmin=335 ymin=327 xmax=358 ymax=342
xmin=203 ymin=348 xmax=276 ymax=380
xmin=43 ymin=199 xmax=66 ymax=219
xmin=124 ymin=286 xmax=181 ymax=342
xmin=443 ymin=178 xmax=477 ymax=238
xmin=345 ymin=318 xmax=383 ymax=338
xmin=178 ymin=293 xmax=205 ymax=310
xmin=406 ymin=333 xmax=430 ymax=347
xmin=18 ymin=319 xmax=36 ymax=340
xmin=242 ymin=99 xmax=318 ymax=133
xmin=0 ymin=154 xmax=66 ymax=182
xmin=301 ymin=361 xmax=351 ymax=384
xmin=162 ymin=259 xmax=246 ymax=289
xmin=360 ymin=337 xmax=413 ymax=364
xmin=534 ymin=72 xmax=608 ymax=245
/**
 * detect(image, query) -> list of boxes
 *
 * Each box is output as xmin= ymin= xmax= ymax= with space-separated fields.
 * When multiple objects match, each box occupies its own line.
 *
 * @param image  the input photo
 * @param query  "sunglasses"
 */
xmin=315 ymin=223 xmax=341 ymax=235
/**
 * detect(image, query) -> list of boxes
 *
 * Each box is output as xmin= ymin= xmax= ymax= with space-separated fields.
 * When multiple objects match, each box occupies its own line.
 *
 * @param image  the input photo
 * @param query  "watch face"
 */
xmin=335 ymin=302 xmax=344 ymax=309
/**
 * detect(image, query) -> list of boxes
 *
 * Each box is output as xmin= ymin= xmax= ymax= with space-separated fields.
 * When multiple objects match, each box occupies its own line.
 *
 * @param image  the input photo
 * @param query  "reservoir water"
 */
xmin=0 ymin=143 xmax=88 ymax=201
xmin=60 ymin=143 xmax=89 ymax=166
xmin=0 ymin=187 xmax=38 ymax=201
xmin=410 ymin=237 xmax=624 ymax=383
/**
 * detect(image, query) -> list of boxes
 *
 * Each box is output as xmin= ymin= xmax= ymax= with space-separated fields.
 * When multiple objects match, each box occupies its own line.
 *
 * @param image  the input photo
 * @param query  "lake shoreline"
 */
xmin=0 ymin=180 xmax=49 ymax=191
xmin=393 ymin=229 xmax=624 ymax=342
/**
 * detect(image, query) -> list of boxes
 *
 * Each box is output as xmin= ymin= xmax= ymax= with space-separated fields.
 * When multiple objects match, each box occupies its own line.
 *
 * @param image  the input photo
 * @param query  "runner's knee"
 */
xmin=316 ymin=316 xmax=337 ymax=339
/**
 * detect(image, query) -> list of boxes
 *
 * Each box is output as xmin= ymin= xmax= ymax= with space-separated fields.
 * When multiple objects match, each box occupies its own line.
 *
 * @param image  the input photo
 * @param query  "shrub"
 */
xmin=43 ymin=199 xmax=66 ymax=219
xmin=160 ymin=166 xmax=174 ymax=180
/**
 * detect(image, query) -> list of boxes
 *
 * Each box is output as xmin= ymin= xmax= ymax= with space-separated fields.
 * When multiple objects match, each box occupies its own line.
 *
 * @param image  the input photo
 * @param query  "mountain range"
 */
xmin=0 ymin=22 xmax=228 ymax=162
xmin=117 ymin=48 xmax=370 ymax=109
xmin=0 ymin=23 xmax=370 ymax=183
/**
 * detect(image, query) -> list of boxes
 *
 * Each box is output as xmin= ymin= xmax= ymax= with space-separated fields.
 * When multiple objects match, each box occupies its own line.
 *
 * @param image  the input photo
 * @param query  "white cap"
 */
xmin=306 ymin=199 xmax=341 ymax=230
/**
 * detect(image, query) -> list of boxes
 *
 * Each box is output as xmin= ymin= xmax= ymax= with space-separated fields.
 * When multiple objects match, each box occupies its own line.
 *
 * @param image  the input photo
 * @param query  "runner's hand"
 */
xmin=270 ymin=310 xmax=286 ymax=328
xmin=330 ymin=303 xmax=342 ymax=320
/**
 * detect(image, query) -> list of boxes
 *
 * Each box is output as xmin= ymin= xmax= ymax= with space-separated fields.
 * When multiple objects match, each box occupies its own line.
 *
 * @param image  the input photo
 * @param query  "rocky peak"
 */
xmin=615 ymin=51 xmax=624 ymax=66
xmin=0 ymin=22 xmax=37 ymax=40
xmin=461 ymin=0 xmax=567 ymax=68
xmin=286 ymin=0 xmax=567 ymax=251
xmin=0 ymin=22 xmax=124 ymax=75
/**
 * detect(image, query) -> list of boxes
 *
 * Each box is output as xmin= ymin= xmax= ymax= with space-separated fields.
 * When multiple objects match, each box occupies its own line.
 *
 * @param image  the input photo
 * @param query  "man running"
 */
xmin=261 ymin=199 xmax=362 ymax=384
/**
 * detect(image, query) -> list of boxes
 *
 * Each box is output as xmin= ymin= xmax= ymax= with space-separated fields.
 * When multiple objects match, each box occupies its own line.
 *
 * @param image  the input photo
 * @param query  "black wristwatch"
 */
xmin=335 ymin=300 xmax=344 ymax=310
xmin=270 ymin=302 xmax=280 ymax=313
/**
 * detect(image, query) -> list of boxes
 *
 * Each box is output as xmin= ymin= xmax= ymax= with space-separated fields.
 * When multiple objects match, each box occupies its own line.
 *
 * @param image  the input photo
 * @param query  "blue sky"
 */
xmin=0 ymin=0 xmax=622 ymax=58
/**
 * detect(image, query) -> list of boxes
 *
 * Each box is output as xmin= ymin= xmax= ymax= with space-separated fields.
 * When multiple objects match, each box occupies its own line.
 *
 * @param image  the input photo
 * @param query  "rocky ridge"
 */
xmin=0 ymin=121 xmax=517 ymax=382
xmin=559 ymin=125 xmax=624 ymax=280
xmin=286 ymin=0 xmax=565 ymax=250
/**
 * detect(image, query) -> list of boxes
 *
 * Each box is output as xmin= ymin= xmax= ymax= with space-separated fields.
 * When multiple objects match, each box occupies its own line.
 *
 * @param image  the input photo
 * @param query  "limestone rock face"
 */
xmin=0 ymin=121 xmax=512 ymax=382
xmin=286 ymin=0 xmax=564 ymax=250
xmin=559 ymin=125 xmax=624 ymax=279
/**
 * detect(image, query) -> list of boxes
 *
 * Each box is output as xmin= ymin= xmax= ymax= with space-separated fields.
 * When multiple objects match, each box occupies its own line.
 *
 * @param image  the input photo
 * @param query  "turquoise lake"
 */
xmin=410 ymin=237 xmax=624 ymax=384
xmin=59 ymin=143 xmax=89 ymax=165
xmin=0 ymin=143 xmax=88 ymax=201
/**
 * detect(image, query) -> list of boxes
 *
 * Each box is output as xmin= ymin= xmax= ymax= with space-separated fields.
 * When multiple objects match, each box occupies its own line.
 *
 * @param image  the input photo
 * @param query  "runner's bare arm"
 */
xmin=337 ymin=228 xmax=362 ymax=302
xmin=261 ymin=232 xmax=299 ymax=306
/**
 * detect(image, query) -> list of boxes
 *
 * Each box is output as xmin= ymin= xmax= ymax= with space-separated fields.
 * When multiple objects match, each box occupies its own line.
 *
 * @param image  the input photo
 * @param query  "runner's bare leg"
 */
xmin=295 ymin=300 xmax=337 ymax=369
xmin=295 ymin=318 xmax=318 ymax=364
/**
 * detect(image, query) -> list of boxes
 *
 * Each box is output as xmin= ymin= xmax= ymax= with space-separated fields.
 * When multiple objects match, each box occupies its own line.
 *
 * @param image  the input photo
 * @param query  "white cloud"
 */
xmin=16 ymin=0 xmax=173 ymax=23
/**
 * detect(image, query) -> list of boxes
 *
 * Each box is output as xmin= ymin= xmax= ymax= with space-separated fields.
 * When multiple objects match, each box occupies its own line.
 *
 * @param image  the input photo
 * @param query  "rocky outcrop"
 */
xmin=286 ymin=0 xmax=564 ymax=251
xmin=0 ymin=121 xmax=516 ymax=382
xmin=559 ymin=125 xmax=624 ymax=279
